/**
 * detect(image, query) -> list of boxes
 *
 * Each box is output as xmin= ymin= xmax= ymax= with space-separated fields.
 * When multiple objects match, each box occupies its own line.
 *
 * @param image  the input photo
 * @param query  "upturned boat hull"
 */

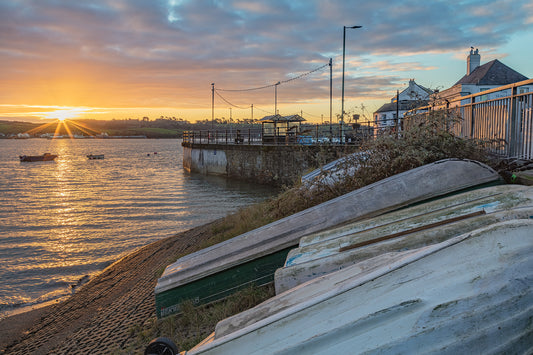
xmin=188 ymin=219 xmax=533 ymax=354
xmin=155 ymin=159 xmax=501 ymax=318
xmin=275 ymin=184 xmax=533 ymax=293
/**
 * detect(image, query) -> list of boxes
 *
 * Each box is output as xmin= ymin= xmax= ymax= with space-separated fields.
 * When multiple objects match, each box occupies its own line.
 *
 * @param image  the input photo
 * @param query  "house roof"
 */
xmin=454 ymin=59 xmax=528 ymax=86
xmin=399 ymin=81 xmax=433 ymax=97
xmin=375 ymin=100 xmax=428 ymax=113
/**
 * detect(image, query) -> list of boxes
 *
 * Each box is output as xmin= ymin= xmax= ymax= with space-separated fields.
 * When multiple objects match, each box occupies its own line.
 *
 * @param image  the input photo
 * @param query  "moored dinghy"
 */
xmin=19 ymin=153 xmax=57 ymax=162
xmin=186 ymin=219 xmax=533 ymax=354
xmin=275 ymin=184 xmax=533 ymax=293
xmin=155 ymin=159 xmax=501 ymax=318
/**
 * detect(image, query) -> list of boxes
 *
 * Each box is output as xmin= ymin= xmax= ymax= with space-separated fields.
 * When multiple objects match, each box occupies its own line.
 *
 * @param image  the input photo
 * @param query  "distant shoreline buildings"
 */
xmin=373 ymin=48 xmax=530 ymax=128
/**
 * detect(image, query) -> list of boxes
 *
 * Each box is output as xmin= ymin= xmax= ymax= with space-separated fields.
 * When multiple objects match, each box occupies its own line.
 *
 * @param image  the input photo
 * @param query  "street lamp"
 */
xmin=274 ymin=81 xmax=281 ymax=115
xmin=341 ymin=25 xmax=362 ymax=122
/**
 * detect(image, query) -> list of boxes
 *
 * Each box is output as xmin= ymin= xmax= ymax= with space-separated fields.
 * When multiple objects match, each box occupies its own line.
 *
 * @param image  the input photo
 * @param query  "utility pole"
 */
xmin=396 ymin=90 xmax=399 ymax=133
xmin=275 ymin=81 xmax=281 ymax=115
xmin=251 ymin=104 xmax=253 ymax=122
xmin=211 ymin=83 xmax=215 ymax=128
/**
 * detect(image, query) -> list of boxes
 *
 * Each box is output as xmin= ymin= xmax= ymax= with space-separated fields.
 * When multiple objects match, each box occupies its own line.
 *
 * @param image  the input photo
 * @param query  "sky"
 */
xmin=1 ymin=0 xmax=532 ymax=124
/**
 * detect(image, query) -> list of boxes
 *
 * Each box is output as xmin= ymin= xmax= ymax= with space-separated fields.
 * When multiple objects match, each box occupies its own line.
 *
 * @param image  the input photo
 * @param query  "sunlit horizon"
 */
xmin=1 ymin=1 xmax=532 ymax=125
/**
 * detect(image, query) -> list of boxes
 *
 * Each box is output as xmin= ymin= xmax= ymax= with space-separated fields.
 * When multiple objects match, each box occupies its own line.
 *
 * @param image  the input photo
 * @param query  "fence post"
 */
xmin=470 ymin=97 xmax=475 ymax=138
xmin=509 ymin=86 xmax=519 ymax=158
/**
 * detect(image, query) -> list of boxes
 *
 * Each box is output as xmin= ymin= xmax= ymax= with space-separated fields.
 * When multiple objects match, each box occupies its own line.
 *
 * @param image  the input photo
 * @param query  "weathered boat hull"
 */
xmin=275 ymin=185 xmax=533 ymax=293
xmin=155 ymin=159 xmax=501 ymax=317
xmin=188 ymin=219 xmax=533 ymax=354
xmin=157 ymin=247 xmax=292 ymax=318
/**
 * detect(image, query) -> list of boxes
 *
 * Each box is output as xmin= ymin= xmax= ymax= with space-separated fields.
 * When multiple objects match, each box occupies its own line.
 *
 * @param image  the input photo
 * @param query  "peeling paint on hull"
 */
xmin=188 ymin=219 xmax=533 ymax=354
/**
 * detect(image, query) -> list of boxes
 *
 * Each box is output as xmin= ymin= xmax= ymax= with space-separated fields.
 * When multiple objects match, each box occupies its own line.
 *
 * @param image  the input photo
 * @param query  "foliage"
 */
xmin=198 ymin=109 xmax=495 ymax=251
xmin=126 ymin=284 xmax=274 ymax=353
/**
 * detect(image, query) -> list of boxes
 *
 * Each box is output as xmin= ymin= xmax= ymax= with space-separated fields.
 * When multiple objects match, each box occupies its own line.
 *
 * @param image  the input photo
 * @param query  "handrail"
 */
xmin=182 ymin=122 xmax=379 ymax=146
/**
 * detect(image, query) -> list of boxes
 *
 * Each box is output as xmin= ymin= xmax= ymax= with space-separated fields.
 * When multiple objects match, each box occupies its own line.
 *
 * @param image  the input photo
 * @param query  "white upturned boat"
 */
xmin=185 ymin=219 xmax=533 ymax=354
xmin=275 ymin=184 xmax=533 ymax=293
xmin=155 ymin=159 xmax=500 ymax=317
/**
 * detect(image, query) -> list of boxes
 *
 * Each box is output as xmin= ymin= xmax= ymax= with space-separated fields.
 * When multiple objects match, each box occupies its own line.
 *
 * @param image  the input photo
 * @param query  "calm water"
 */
xmin=0 ymin=138 xmax=277 ymax=317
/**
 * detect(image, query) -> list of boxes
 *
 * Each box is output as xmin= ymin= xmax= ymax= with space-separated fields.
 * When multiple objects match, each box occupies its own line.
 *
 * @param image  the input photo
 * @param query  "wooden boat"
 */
xmin=19 ymin=153 xmax=57 ymax=162
xmin=186 ymin=219 xmax=533 ymax=354
xmin=275 ymin=185 xmax=533 ymax=293
xmin=154 ymin=159 xmax=501 ymax=318
xmin=87 ymin=154 xmax=104 ymax=160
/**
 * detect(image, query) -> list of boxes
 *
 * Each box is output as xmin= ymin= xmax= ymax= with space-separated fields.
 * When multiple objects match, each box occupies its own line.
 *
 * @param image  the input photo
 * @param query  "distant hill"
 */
xmin=0 ymin=119 xmax=261 ymax=138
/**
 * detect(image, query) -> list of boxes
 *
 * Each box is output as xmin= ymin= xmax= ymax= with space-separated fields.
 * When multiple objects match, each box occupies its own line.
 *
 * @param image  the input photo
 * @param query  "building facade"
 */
xmin=373 ymin=79 xmax=432 ymax=129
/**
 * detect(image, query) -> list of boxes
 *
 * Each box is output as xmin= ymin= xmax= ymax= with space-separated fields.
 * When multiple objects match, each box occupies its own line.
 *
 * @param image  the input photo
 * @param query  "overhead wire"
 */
xmin=214 ymin=90 xmax=249 ymax=109
xmin=216 ymin=62 xmax=329 ymax=92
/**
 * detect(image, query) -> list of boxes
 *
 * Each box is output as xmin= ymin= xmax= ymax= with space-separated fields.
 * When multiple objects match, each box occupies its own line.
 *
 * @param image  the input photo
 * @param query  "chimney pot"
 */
xmin=467 ymin=48 xmax=481 ymax=75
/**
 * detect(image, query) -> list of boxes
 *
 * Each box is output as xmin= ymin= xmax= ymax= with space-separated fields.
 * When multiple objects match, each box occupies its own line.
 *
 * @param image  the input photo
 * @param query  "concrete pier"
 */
xmin=182 ymin=142 xmax=358 ymax=186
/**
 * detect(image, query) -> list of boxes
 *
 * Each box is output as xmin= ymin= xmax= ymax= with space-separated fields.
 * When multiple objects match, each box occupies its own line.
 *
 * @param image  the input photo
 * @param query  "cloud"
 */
xmin=1 ymin=0 xmax=532 ymax=121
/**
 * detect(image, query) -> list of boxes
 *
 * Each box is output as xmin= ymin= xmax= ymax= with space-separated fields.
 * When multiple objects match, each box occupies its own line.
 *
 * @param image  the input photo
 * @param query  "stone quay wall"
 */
xmin=182 ymin=143 xmax=359 ymax=187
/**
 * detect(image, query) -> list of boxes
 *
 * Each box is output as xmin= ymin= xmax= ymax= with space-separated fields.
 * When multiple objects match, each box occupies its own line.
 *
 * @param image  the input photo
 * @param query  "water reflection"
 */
xmin=0 ymin=138 xmax=279 ymax=311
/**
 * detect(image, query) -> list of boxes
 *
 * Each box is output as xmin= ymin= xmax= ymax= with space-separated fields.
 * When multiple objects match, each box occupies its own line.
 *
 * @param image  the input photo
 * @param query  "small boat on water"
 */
xmin=187 ymin=219 xmax=533 ymax=354
xmin=87 ymin=154 xmax=104 ymax=160
xmin=154 ymin=159 xmax=501 ymax=318
xmin=19 ymin=153 xmax=57 ymax=162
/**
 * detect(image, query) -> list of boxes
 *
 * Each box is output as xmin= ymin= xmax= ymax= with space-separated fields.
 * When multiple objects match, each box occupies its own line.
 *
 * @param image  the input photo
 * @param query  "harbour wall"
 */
xmin=182 ymin=143 xmax=359 ymax=186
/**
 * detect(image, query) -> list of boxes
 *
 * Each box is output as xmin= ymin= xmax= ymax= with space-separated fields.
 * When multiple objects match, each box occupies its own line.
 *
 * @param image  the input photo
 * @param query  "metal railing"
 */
xmin=406 ymin=79 xmax=533 ymax=160
xmin=182 ymin=122 xmax=376 ymax=146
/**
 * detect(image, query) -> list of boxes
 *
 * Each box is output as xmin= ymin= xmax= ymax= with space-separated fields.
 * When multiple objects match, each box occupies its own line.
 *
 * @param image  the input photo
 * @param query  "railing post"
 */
xmin=470 ymin=97 xmax=475 ymax=138
xmin=509 ymin=86 xmax=519 ymax=158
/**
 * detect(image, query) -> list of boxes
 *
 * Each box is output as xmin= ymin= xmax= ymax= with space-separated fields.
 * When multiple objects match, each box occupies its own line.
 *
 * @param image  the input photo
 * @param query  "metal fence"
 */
xmin=184 ymin=79 xmax=533 ymax=158
xmin=407 ymin=79 xmax=533 ymax=160
xmin=182 ymin=122 xmax=376 ymax=146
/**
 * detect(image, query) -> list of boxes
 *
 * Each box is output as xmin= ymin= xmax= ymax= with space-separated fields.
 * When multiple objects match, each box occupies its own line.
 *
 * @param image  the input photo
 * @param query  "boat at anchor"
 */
xmin=19 ymin=153 xmax=57 ymax=162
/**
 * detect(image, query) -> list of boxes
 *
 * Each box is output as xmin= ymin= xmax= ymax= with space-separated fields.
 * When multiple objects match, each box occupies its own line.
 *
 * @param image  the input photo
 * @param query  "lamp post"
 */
xmin=329 ymin=58 xmax=332 ymax=125
xmin=274 ymin=81 xmax=281 ymax=115
xmin=341 ymin=25 xmax=362 ymax=126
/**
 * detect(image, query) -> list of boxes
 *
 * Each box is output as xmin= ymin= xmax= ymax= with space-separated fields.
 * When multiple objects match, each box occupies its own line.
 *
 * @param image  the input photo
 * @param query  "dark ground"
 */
xmin=0 ymin=220 xmax=222 ymax=354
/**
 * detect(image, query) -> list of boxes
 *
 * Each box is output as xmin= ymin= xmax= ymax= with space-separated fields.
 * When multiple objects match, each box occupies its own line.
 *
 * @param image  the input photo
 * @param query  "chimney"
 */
xmin=467 ymin=47 xmax=480 ymax=75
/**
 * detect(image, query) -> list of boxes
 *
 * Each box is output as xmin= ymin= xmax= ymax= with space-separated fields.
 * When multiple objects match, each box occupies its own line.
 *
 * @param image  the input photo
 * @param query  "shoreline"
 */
xmin=0 ymin=219 xmax=223 ymax=354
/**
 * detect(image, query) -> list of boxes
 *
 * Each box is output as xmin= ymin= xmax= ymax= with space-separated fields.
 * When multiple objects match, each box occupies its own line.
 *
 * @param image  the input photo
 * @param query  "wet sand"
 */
xmin=0 ymin=220 xmax=222 ymax=354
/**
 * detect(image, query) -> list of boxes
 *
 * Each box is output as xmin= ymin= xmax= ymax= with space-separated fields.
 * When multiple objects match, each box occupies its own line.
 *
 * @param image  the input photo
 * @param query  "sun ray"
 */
xmin=61 ymin=120 xmax=75 ymax=139
xmin=52 ymin=120 xmax=63 ymax=139
xmin=67 ymin=120 xmax=101 ymax=136
xmin=24 ymin=120 xmax=58 ymax=135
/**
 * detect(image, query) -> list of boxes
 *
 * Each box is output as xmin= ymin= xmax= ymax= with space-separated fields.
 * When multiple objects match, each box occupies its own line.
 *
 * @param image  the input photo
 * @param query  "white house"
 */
xmin=437 ymin=48 xmax=528 ymax=105
xmin=373 ymin=79 xmax=432 ymax=129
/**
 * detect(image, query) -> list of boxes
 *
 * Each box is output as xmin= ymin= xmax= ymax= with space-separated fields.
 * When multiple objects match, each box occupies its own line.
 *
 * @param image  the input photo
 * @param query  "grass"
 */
xmin=126 ymin=284 xmax=275 ymax=353
xmin=126 ymin=109 xmax=499 ymax=353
